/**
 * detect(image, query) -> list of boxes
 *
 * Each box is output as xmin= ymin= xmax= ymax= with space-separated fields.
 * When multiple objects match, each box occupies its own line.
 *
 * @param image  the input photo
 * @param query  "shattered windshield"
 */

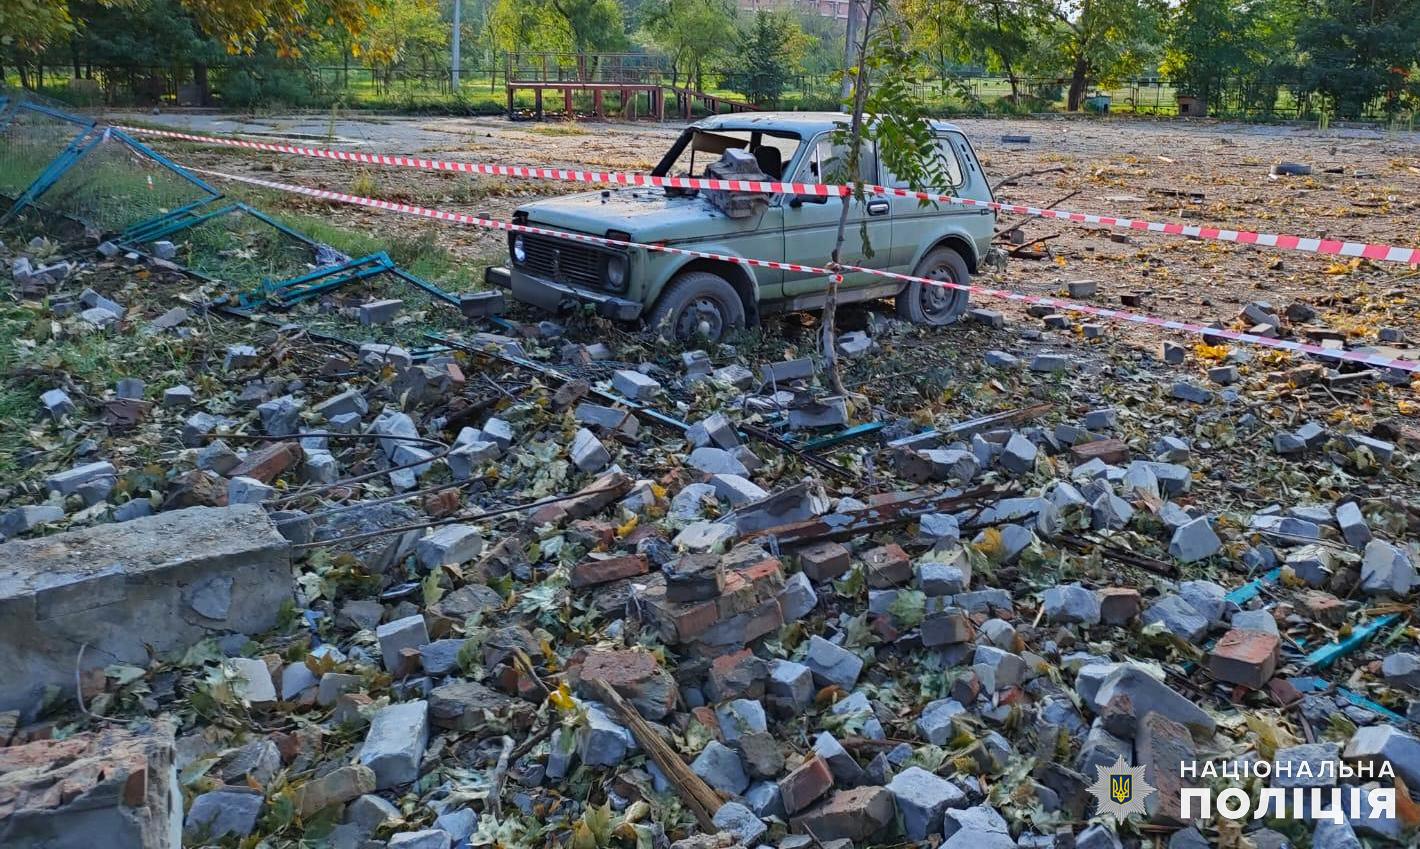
xmin=658 ymin=128 xmax=801 ymax=182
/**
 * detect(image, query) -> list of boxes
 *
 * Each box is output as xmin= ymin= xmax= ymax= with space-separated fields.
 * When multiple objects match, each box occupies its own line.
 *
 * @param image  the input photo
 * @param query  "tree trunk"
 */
xmin=1067 ymin=51 xmax=1088 ymax=111
xmin=839 ymin=0 xmax=863 ymax=101
xmin=822 ymin=0 xmax=875 ymax=397
xmin=193 ymin=62 xmax=211 ymax=106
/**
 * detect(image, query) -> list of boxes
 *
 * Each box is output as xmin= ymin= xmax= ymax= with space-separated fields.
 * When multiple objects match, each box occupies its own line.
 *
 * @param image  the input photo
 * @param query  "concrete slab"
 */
xmin=0 ymin=505 xmax=291 ymax=716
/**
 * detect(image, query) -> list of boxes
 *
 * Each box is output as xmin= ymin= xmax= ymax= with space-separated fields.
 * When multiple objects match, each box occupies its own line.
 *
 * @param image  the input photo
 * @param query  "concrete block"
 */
xmin=0 ymin=506 xmax=290 ymax=716
xmin=885 ymin=765 xmax=965 ymax=840
xmin=803 ymin=635 xmax=863 ymax=689
xmin=612 ymin=369 xmax=661 ymax=400
xmin=377 ymin=615 xmax=430 ymax=675
xmin=358 ymin=298 xmax=404 ymax=325
xmin=416 ymin=525 xmax=483 ymax=571
xmin=359 ymin=700 xmax=429 ymax=789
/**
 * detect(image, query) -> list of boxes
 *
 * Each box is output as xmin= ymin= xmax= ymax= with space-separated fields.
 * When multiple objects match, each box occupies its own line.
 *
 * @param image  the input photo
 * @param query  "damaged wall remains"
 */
xmin=0 ymin=505 xmax=292 ymax=716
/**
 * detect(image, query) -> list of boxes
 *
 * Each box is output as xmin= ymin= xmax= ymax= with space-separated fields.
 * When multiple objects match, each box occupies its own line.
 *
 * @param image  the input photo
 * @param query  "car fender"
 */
xmin=907 ymin=224 xmax=983 ymax=276
xmin=643 ymin=243 xmax=764 ymax=322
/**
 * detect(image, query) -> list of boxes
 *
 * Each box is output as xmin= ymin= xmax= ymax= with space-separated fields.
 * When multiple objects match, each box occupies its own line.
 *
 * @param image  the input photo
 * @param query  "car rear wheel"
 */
xmin=896 ymin=246 xmax=971 ymax=326
xmin=646 ymin=271 xmax=746 ymax=344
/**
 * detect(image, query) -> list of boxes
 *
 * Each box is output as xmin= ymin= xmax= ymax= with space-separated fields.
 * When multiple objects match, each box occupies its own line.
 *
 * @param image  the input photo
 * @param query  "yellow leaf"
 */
xmin=1193 ymin=343 xmax=1230 ymax=361
xmin=650 ymin=482 xmax=667 ymax=499
xmin=616 ymin=515 xmax=638 ymax=538
xmin=973 ymin=527 xmax=1003 ymax=559
xmin=548 ymin=681 xmax=575 ymax=712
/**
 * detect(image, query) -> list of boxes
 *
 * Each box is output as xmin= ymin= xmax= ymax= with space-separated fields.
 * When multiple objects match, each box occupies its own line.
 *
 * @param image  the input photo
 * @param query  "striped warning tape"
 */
xmin=118 ymin=123 xmax=1420 ymax=266
xmin=184 ymin=164 xmax=1419 ymax=375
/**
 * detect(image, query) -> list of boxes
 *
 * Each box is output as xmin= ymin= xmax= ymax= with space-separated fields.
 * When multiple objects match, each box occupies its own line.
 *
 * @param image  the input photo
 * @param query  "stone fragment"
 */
xmin=712 ymin=801 xmax=767 ymax=845
xmin=691 ymin=740 xmax=749 ymax=795
xmin=1000 ymin=432 xmax=1038 ymax=475
xmin=1043 ymin=583 xmax=1101 ymax=625
xmin=803 ymin=636 xmax=863 ymax=690
xmin=415 ymin=525 xmax=483 ymax=570
xmin=612 ymin=369 xmax=661 ymax=400
xmin=388 ymin=830 xmax=451 ymax=849
xmin=186 ymin=787 xmax=263 ymax=839
xmin=1 ymin=505 xmax=291 ymax=714
xmin=1088 ymin=665 xmax=1216 ymax=738
xmin=377 ymin=615 xmax=430 ymax=676
xmin=917 ymin=698 xmax=965 ymax=745
xmin=1169 ymin=517 xmax=1222 ymax=563
xmin=791 ymin=786 xmax=896 ymax=843
xmin=1335 ymin=502 xmax=1371 ymax=548
xmin=358 ymin=700 xmax=429 ymax=789
xmin=1142 ymin=595 xmax=1209 ymax=641
xmin=1359 ymin=540 xmax=1414 ymax=596
xmin=885 ymin=766 xmax=965 ymax=840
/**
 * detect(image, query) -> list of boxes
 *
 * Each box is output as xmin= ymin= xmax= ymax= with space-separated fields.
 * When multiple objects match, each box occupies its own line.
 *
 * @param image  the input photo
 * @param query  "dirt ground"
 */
xmin=115 ymin=110 xmax=1420 ymax=356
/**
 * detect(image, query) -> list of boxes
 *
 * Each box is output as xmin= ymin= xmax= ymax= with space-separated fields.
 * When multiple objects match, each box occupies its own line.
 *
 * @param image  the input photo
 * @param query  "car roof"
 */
xmin=692 ymin=111 xmax=963 ymax=137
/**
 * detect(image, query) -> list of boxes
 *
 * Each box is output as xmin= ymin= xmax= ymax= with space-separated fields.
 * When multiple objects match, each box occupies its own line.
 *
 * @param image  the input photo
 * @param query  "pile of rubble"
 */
xmin=1 ymin=234 xmax=1419 ymax=849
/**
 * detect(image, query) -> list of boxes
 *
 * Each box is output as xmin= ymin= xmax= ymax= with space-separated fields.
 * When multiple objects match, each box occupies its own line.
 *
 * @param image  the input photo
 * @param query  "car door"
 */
xmin=885 ymin=132 xmax=990 ymax=273
xmin=781 ymin=133 xmax=892 ymax=297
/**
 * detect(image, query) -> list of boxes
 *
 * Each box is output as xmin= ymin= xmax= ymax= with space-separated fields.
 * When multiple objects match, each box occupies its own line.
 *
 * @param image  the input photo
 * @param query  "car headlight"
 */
xmin=512 ymin=235 xmax=526 ymax=264
xmin=605 ymin=254 xmax=628 ymax=289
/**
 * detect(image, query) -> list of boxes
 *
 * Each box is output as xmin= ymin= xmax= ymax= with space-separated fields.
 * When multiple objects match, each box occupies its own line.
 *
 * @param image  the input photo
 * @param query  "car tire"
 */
xmin=646 ymin=271 xmax=746 ymax=344
xmin=896 ymin=246 xmax=971 ymax=326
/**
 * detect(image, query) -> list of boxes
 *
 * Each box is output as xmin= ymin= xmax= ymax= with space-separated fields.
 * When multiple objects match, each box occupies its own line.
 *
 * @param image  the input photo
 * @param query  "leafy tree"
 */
xmin=542 ymin=0 xmax=627 ymax=54
xmin=1293 ymin=0 xmax=1420 ymax=118
xmin=821 ymin=1 xmax=955 ymax=394
xmin=360 ymin=0 xmax=447 ymax=89
xmin=732 ymin=11 xmax=810 ymax=106
xmin=1046 ymin=0 xmax=1166 ymax=110
xmin=898 ymin=0 xmax=1052 ymax=101
xmin=638 ymin=0 xmax=735 ymax=89
xmin=488 ymin=0 xmax=573 ymax=56
xmin=1162 ymin=0 xmax=1298 ymax=114
xmin=1 ymin=0 xmax=73 ymax=85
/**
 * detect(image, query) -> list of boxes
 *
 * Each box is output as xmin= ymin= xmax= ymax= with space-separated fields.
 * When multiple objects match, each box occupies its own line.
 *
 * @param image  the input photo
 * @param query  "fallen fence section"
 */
xmin=0 ymin=96 xmax=454 ymax=346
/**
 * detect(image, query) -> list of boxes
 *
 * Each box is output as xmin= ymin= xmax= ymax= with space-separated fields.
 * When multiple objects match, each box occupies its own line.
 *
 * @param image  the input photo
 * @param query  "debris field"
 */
xmin=1 ymin=112 xmax=1419 ymax=849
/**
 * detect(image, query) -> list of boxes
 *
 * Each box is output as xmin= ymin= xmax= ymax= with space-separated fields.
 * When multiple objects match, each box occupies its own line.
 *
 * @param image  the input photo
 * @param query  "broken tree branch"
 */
xmin=590 ymin=679 xmax=720 ymax=830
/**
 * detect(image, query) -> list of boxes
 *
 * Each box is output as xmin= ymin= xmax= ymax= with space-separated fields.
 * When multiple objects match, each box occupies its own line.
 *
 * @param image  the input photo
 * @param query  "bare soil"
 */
xmin=117 ymin=111 xmax=1420 ymax=353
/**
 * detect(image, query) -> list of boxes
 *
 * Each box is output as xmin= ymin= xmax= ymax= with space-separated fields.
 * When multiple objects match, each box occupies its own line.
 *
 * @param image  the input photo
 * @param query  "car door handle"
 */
xmin=866 ymin=200 xmax=890 ymax=216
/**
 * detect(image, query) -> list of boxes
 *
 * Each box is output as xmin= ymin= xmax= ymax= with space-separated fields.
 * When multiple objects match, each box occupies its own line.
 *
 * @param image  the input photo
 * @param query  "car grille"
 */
xmin=520 ymin=233 xmax=604 ymax=289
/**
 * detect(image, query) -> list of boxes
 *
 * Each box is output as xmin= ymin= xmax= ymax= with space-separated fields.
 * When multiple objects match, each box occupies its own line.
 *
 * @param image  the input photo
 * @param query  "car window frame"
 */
xmin=880 ymin=132 xmax=966 ymax=193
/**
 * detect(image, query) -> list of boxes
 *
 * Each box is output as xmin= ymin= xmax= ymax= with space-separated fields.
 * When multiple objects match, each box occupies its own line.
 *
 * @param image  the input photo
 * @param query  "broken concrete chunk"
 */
xmin=359 ymin=700 xmax=429 ymax=789
xmin=803 ymin=635 xmax=863 ymax=690
xmin=691 ymin=739 xmax=749 ymax=795
xmin=1088 ymin=665 xmax=1216 ymax=738
xmin=1043 ymin=583 xmax=1101 ymax=625
xmin=885 ymin=765 xmax=965 ymax=840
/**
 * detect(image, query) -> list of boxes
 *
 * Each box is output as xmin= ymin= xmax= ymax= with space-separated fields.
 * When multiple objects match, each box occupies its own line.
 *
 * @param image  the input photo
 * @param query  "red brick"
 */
xmin=229 ymin=440 xmax=302 ymax=483
xmin=791 ymin=786 xmax=896 ymax=841
xmin=862 ymin=544 xmax=912 ymax=589
xmin=1136 ymin=711 xmax=1195 ymax=823
xmin=1209 ymin=628 xmax=1280 ymax=689
xmin=568 ymin=519 xmax=617 ymax=551
xmin=423 ymin=489 xmax=462 ymax=518
xmin=570 ymin=553 xmax=649 ymax=588
xmin=1299 ymin=591 xmax=1345 ymax=625
xmin=797 ymin=541 xmax=851 ymax=582
xmin=569 ymin=648 xmax=677 ymax=719
xmin=1070 ymin=438 xmax=1130 ymax=465
xmin=778 ymin=755 xmax=834 ymax=815
xmin=707 ymin=649 xmax=766 ymax=700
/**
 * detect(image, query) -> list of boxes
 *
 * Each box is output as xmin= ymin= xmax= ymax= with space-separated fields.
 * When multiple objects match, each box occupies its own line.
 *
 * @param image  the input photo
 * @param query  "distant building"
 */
xmin=737 ymin=0 xmax=853 ymax=21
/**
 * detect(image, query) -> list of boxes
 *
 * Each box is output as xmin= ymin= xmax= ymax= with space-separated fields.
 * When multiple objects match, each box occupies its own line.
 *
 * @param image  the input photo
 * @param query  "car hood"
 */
xmin=518 ymin=187 xmax=766 ymax=244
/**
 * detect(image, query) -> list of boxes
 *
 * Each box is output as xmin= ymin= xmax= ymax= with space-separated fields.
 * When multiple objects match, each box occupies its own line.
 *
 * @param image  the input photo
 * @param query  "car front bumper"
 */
xmin=487 ymin=265 xmax=642 ymax=321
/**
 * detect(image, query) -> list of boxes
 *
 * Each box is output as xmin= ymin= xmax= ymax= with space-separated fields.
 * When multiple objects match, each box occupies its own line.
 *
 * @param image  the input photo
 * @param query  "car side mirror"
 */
xmin=789 ymin=194 xmax=828 ymax=208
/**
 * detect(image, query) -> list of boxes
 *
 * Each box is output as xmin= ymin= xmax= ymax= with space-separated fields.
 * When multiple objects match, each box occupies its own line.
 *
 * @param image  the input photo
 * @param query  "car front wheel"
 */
xmin=646 ymin=271 xmax=746 ymax=344
xmin=896 ymin=246 xmax=971 ymax=326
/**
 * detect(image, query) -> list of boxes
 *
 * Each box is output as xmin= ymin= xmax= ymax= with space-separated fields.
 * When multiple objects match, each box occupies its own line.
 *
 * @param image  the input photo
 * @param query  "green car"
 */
xmin=485 ymin=111 xmax=997 ymax=342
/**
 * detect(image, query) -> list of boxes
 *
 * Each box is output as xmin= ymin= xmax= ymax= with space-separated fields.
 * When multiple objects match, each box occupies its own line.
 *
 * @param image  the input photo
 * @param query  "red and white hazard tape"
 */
xmin=121 ymin=123 xmax=1420 ymax=266
xmin=186 ymin=164 xmax=1419 ymax=375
